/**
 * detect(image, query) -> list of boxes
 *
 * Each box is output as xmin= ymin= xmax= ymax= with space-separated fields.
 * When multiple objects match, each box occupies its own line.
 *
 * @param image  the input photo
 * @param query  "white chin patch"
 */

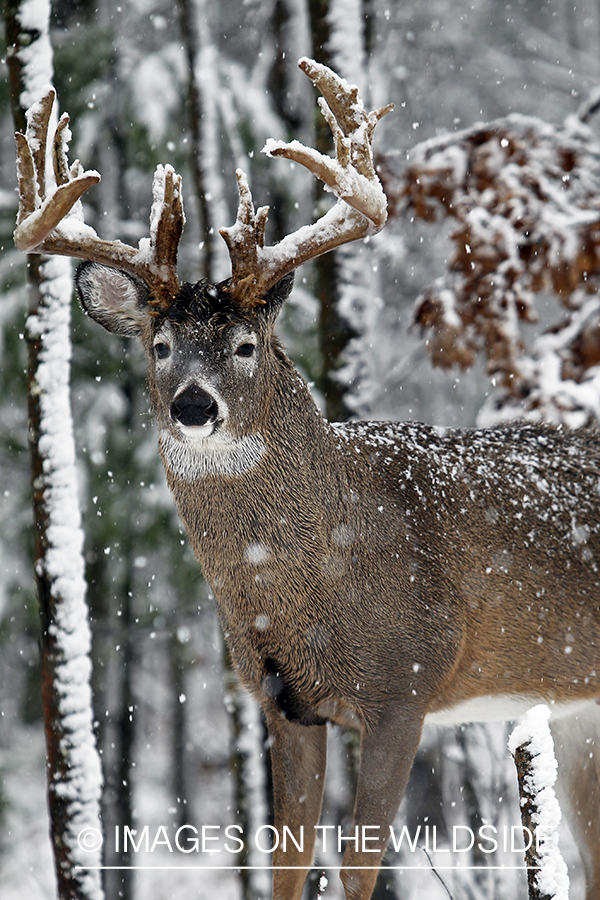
xmin=177 ymin=422 xmax=216 ymax=440
xmin=159 ymin=428 xmax=266 ymax=479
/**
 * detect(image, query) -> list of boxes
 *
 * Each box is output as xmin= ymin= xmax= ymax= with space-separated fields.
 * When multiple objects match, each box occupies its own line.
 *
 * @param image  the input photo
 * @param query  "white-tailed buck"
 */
xmin=14 ymin=59 xmax=600 ymax=900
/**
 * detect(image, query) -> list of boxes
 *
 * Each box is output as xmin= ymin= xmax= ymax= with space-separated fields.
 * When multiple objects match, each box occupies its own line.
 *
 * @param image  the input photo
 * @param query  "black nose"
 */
xmin=171 ymin=384 xmax=219 ymax=428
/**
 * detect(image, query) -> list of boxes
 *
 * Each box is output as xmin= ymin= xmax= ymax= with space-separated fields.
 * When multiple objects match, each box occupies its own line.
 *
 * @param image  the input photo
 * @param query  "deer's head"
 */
xmin=75 ymin=262 xmax=295 ymax=473
xmin=13 ymin=58 xmax=391 ymax=474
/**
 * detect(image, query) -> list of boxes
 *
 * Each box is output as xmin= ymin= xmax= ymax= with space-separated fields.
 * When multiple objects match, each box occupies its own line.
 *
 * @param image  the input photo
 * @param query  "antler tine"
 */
xmin=220 ymin=58 xmax=393 ymax=308
xmin=300 ymin=58 xmax=394 ymax=183
xmin=219 ymin=170 xmax=270 ymax=306
xmin=270 ymin=58 xmax=393 ymax=227
xmin=145 ymin=164 xmax=185 ymax=305
xmin=53 ymin=114 xmax=72 ymax=187
xmin=14 ymin=87 xmax=184 ymax=308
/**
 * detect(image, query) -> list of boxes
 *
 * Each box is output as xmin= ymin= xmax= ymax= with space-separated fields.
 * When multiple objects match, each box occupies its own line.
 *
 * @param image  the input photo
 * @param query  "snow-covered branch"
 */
xmin=394 ymin=104 xmax=600 ymax=425
xmin=509 ymin=706 xmax=569 ymax=900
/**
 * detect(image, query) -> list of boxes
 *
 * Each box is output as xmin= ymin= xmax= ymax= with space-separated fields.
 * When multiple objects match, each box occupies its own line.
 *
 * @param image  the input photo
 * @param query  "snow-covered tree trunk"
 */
xmin=27 ymin=255 xmax=104 ymax=900
xmin=4 ymin=2 xmax=104 ymax=899
xmin=307 ymin=0 xmax=383 ymax=420
xmin=224 ymin=665 xmax=271 ymax=900
xmin=189 ymin=0 xmax=236 ymax=284
xmin=175 ymin=0 xmax=214 ymax=281
xmin=509 ymin=706 xmax=570 ymax=900
xmin=307 ymin=0 xmax=354 ymax=422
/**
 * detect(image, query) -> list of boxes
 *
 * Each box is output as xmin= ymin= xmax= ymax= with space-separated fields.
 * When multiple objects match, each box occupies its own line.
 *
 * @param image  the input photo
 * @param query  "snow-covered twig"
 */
xmin=316 ymin=871 xmax=329 ymax=898
xmin=508 ymin=705 xmax=569 ymax=900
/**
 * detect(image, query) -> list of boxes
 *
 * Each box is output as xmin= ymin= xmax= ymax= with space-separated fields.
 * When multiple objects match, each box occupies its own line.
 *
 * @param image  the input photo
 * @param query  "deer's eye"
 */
xmin=235 ymin=342 xmax=256 ymax=358
xmin=154 ymin=342 xmax=171 ymax=359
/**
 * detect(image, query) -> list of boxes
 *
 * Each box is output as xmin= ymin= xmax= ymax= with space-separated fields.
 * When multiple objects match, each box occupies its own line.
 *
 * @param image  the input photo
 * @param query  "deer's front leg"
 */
xmin=340 ymin=705 xmax=424 ymax=900
xmin=264 ymin=703 xmax=328 ymax=900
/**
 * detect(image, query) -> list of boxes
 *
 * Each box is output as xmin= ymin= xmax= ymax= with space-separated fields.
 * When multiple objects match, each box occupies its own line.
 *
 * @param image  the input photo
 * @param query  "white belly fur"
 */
xmin=425 ymin=694 xmax=597 ymax=727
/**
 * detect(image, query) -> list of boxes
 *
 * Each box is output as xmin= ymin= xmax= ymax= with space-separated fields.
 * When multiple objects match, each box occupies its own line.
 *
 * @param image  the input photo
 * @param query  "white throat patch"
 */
xmin=160 ymin=429 xmax=266 ymax=479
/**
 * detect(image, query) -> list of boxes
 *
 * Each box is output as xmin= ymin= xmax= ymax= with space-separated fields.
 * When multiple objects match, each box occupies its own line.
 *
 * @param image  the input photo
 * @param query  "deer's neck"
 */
xmin=161 ymin=360 xmax=342 ymax=574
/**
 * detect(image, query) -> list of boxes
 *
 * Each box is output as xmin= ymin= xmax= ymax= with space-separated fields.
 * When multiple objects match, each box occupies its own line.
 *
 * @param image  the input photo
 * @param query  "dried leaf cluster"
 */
xmin=394 ymin=109 xmax=600 ymax=424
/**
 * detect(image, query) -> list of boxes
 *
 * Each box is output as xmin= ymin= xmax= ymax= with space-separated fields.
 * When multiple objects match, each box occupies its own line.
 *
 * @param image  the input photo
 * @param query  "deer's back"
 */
xmin=330 ymin=419 xmax=600 ymax=716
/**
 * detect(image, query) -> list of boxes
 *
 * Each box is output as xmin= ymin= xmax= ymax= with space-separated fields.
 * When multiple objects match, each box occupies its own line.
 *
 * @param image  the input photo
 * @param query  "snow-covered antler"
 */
xmin=14 ymin=87 xmax=184 ymax=308
xmin=15 ymin=63 xmax=389 ymax=311
xmin=219 ymin=57 xmax=393 ymax=307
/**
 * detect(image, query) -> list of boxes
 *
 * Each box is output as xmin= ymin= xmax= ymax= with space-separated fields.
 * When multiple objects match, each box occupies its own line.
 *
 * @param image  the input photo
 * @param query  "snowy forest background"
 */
xmin=2 ymin=0 xmax=600 ymax=898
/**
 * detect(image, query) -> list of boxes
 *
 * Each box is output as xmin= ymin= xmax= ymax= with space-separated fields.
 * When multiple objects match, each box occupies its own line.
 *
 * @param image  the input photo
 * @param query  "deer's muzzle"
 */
xmin=171 ymin=384 xmax=219 ymax=429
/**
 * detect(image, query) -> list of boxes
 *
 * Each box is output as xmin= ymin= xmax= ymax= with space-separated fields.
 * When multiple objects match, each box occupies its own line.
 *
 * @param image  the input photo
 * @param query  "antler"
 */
xmin=14 ymin=87 xmax=184 ymax=307
xmin=220 ymin=57 xmax=393 ymax=307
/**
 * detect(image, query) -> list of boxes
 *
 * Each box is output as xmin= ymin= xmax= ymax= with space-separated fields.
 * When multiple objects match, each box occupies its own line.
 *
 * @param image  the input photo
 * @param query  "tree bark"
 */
xmin=513 ymin=744 xmax=553 ymax=900
xmin=4 ymin=5 xmax=104 ymax=899
xmin=308 ymin=0 xmax=358 ymax=423
xmin=175 ymin=0 xmax=213 ymax=281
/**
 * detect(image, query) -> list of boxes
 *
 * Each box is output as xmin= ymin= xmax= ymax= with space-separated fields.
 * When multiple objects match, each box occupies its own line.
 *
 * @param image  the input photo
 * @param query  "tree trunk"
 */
xmin=308 ymin=0 xmax=357 ymax=423
xmin=4 ymin=6 xmax=104 ymax=897
xmin=175 ymin=0 xmax=213 ymax=281
xmin=510 ymin=706 xmax=569 ymax=900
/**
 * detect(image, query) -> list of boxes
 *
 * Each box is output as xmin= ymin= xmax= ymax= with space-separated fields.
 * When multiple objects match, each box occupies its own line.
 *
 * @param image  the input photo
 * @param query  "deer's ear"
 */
xmin=75 ymin=261 xmax=151 ymax=337
xmin=259 ymin=272 xmax=295 ymax=324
